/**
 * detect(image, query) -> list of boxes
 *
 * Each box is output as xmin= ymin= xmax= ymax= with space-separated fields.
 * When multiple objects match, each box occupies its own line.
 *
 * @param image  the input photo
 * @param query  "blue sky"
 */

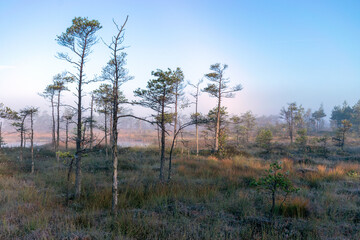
xmin=0 ymin=0 xmax=360 ymax=117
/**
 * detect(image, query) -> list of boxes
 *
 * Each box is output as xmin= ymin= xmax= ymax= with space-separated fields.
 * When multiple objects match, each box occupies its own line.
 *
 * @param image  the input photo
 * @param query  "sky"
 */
xmin=0 ymin=0 xmax=360 ymax=118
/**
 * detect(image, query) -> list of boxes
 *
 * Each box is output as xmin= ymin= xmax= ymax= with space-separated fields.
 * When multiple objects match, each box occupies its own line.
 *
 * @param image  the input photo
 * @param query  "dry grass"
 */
xmin=0 ymin=146 xmax=360 ymax=239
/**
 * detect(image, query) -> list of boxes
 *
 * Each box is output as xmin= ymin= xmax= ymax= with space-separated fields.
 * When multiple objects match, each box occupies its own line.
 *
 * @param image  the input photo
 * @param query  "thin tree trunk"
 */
xmin=215 ymin=77 xmax=222 ymax=152
xmin=30 ymin=112 xmax=34 ymax=174
xmin=196 ymin=122 xmax=199 ymax=156
xmin=168 ymin=133 xmax=177 ymax=181
xmin=82 ymin=122 xmax=86 ymax=145
xmin=168 ymin=127 xmax=182 ymax=181
xmin=111 ymin=101 xmax=118 ymax=213
xmin=195 ymin=95 xmax=199 ymax=156
xmin=109 ymin=16 xmax=128 ymax=214
xmin=180 ymin=130 xmax=184 ymax=155
xmin=75 ymin=57 xmax=84 ymax=199
xmin=173 ymin=85 xmax=178 ymax=147
xmin=271 ymin=190 xmax=276 ymax=217
xmin=56 ymin=91 xmax=60 ymax=151
xmin=157 ymin=125 xmax=161 ymax=151
xmin=290 ymin=110 xmax=294 ymax=144
xmin=109 ymin=109 xmax=113 ymax=146
xmin=51 ymin=96 xmax=56 ymax=151
xmin=104 ymin=110 xmax=108 ymax=159
xmin=215 ymin=96 xmax=221 ymax=152
xmin=160 ymin=97 xmax=166 ymax=182
xmin=20 ymin=122 xmax=23 ymax=148
xmin=65 ymin=119 xmax=69 ymax=150
xmin=90 ymin=94 xmax=94 ymax=148
xmin=20 ymin=117 xmax=25 ymax=162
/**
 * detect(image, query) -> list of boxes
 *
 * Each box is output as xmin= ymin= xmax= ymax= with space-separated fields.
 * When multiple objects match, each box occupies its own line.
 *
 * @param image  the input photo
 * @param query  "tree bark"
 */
xmin=65 ymin=119 xmax=69 ymax=150
xmin=30 ymin=112 xmax=34 ymax=174
xmin=90 ymin=94 xmax=94 ymax=148
xmin=111 ymin=16 xmax=128 ymax=212
xmin=111 ymin=100 xmax=118 ymax=213
xmin=157 ymin=125 xmax=161 ymax=151
xmin=173 ymin=85 xmax=178 ymax=147
xmin=195 ymin=93 xmax=199 ymax=156
xmin=104 ymin=109 xmax=108 ymax=159
xmin=20 ymin=117 xmax=25 ymax=161
xmin=168 ymin=133 xmax=176 ymax=181
xmin=160 ymin=94 xmax=166 ymax=182
xmin=75 ymin=54 xmax=84 ymax=199
xmin=109 ymin=108 xmax=113 ymax=150
xmin=51 ymin=95 xmax=56 ymax=151
xmin=56 ymin=91 xmax=60 ymax=151
xmin=215 ymin=87 xmax=221 ymax=152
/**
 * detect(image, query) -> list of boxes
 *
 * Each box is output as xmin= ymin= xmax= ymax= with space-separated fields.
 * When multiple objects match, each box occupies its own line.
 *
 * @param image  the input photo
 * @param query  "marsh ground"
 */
xmin=0 ymin=146 xmax=360 ymax=239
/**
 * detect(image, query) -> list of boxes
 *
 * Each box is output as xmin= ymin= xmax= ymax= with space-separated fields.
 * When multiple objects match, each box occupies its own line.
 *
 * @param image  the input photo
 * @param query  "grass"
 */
xmin=0 ymin=146 xmax=360 ymax=239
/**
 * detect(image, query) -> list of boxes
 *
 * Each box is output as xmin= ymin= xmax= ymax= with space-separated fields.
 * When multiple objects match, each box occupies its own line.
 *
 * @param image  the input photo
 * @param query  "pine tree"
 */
xmin=56 ymin=16 xmax=102 ymax=198
xmin=134 ymin=69 xmax=176 ymax=181
xmin=203 ymin=63 xmax=242 ymax=152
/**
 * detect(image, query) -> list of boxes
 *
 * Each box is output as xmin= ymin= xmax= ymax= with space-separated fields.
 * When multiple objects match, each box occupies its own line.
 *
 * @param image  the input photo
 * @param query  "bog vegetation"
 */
xmin=1 ymin=16 xmax=360 ymax=239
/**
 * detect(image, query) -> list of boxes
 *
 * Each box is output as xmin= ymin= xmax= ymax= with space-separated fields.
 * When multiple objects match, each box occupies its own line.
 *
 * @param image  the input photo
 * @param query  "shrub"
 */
xmin=255 ymin=129 xmax=273 ymax=152
xmin=251 ymin=162 xmax=299 ymax=217
xmin=347 ymin=170 xmax=359 ymax=178
xmin=295 ymin=128 xmax=307 ymax=152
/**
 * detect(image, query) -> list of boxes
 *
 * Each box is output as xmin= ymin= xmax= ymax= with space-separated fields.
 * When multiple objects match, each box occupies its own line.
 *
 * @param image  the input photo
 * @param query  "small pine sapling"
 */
xmin=252 ymin=162 xmax=299 ymax=218
xmin=255 ymin=129 xmax=273 ymax=153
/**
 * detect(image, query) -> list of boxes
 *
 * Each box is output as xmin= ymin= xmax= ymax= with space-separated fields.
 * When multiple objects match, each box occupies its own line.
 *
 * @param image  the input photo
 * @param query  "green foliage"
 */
xmin=203 ymin=63 xmax=242 ymax=98
xmin=231 ymin=111 xmax=256 ymax=144
xmin=295 ymin=128 xmax=307 ymax=151
xmin=204 ymin=106 xmax=228 ymax=154
xmin=154 ymin=112 xmax=174 ymax=124
xmin=280 ymin=102 xmax=304 ymax=143
xmin=331 ymin=101 xmax=353 ymax=128
xmin=101 ymin=52 xmax=133 ymax=97
xmin=255 ymin=129 xmax=273 ymax=152
xmin=312 ymin=104 xmax=326 ymax=131
xmin=333 ymin=119 xmax=352 ymax=150
xmin=57 ymin=17 xmax=102 ymax=50
xmin=312 ymin=135 xmax=329 ymax=157
xmin=0 ymin=103 xmax=18 ymax=120
xmin=252 ymin=162 xmax=299 ymax=217
xmin=57 ymin=151 xmax=73 ymax=159
xmin=347 ymin=170 xmax=359 ymax=178
xmin=93 ymin=83 xmax=127 ymax=115
xmin=134 ymin=68 xmax=177 ymax=115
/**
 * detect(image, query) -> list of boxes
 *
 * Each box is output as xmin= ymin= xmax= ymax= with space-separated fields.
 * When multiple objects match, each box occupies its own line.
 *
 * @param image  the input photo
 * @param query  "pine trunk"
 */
xmin=159 ymin=96 xmax=166 ymax=182
xmin=111 ymin=101 xmax=118 ymax=213
xmin=75 ymin=58 xmax=83 ymax=199
xmin=195 ymin=96 xmax=199 ymax=156
xmin=104 ymin=110 xmax=108 ymax=159
xmin=31 ymin=112 xmax=34 ymax=174
xmin=65 ymin=119 xmax=69 ymax=150
xmin=90 ymin=95 xmax=94 ymax=148
xmin=56 ymin=92 xmax=60 ymax=151
xmin=51 ymin=96 xmax=56 ymax=151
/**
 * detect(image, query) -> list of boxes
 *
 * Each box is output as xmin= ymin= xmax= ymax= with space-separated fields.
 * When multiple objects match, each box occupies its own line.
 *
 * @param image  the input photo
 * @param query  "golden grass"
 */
xmin=279 ymin=197 xmax=310 ymax=218
xmin=0 ymin=146 xmax=360 ymax=239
